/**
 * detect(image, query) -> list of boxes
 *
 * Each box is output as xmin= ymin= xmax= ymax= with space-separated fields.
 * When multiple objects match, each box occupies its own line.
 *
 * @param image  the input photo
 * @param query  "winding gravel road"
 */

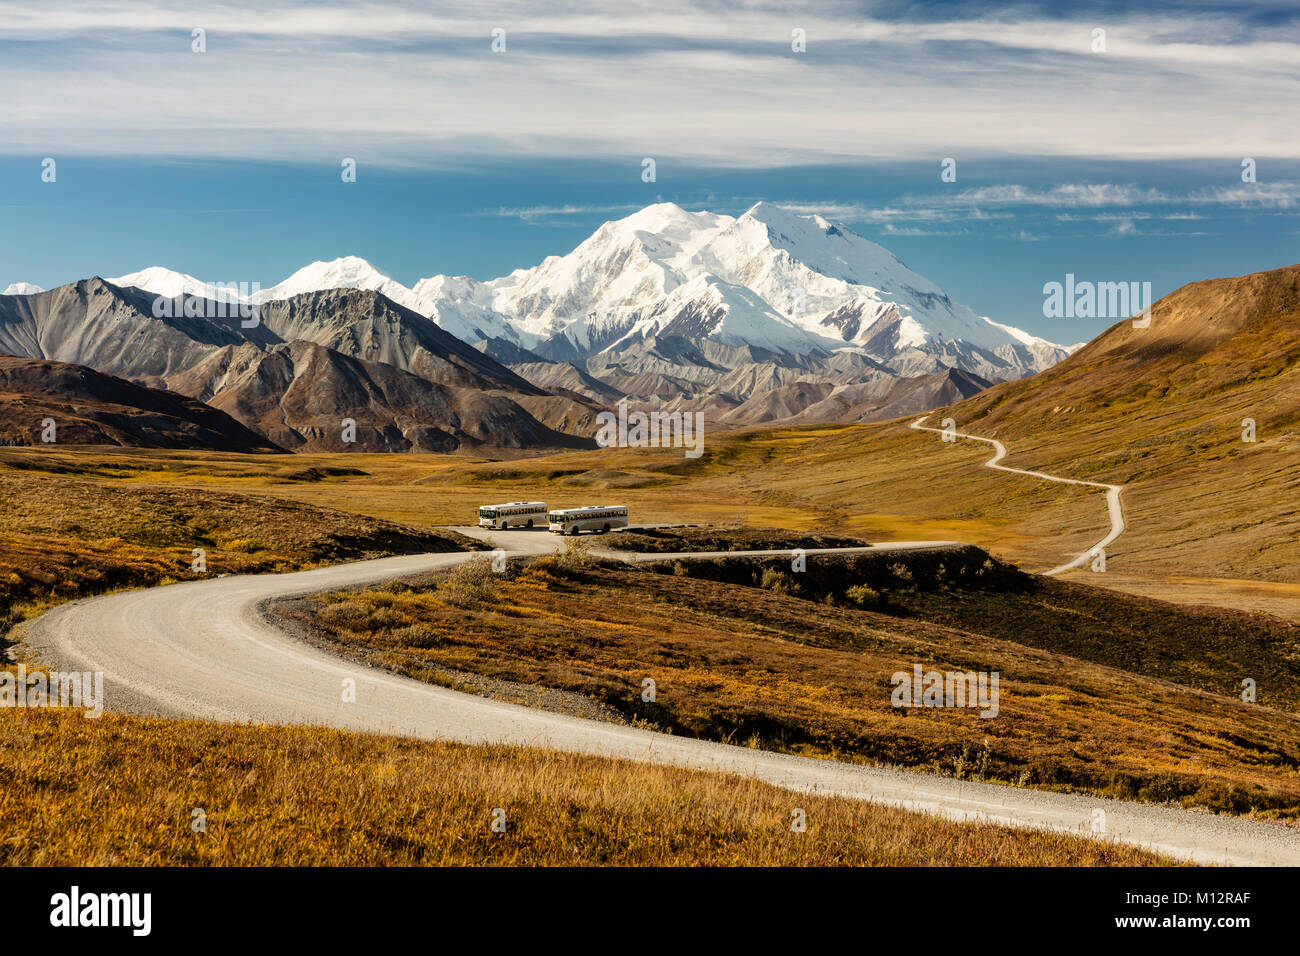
xmin=21 ymin=528 xmax=1298 ymax=866
xmin=910 ymin=416 xmax=1126 ymax=575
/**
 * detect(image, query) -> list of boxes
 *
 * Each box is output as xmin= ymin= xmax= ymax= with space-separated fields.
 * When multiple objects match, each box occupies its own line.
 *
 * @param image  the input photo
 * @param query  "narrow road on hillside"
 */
xmin=909 ymin=416 xmax=1126 ymax=575
xmin=23 ymin=528 xmax=1297 ymax=866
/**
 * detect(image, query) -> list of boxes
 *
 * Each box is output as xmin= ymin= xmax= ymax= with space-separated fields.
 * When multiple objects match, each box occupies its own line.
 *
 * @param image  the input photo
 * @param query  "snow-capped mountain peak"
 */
xmin=612 ymin=202 xmax=728 ymax=256
xmin=255 ymin=256 xmax=403 ymax=304
xmin=614 ymin=273 xmax=839 ymax=356
xmin=102 ymin=257 xmax=521 ymax=348
xmin=681 ymin=204 xmax=1052 ymax=364
xmin=2 ymin=282 xmax=44 ymax=296
xmin=413 ymin=201 xmax=1071 ymax=375
xmin=742 ymin=200 xmax=829 ymax=233
xmin=108 ymin=266 xmax=240 ymax=301
xmin=483 ymin=204 xmax=732 ymax=350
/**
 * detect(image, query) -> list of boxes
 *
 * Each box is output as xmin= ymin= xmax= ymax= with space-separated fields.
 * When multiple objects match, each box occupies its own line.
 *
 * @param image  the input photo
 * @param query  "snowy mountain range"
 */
xmin=95 ymin=202 xmax=1072 ymax=381
xmin=0 ymin=203 xmax=1079 ymax=448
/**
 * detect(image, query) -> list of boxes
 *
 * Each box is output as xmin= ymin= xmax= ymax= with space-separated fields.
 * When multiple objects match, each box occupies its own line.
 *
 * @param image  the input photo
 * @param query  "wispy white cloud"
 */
xmin=766 ymin=201 xmax=1014 ymax=222
xmin=744 ymin=179 xmax=1291 ymax=243
xmin=947 ymin=184 xmax=1171 ymax=207
xmin=768 ymin=182 xmax=1300 ymax=230
xmin=1056 ymin=212 xmax=1153 ymax=221
xmin=948 ymin=181 xmax=1300 ymax=209
xmin=480 ymin=203 xmax=641 ymax=220
xmin=879 ymin=224 xmax=969 ymax=237
xmin=1188 ymin=182 xmax=1300 ymax=207
xmin=1 ymin=1 xmax=1298 ymax=165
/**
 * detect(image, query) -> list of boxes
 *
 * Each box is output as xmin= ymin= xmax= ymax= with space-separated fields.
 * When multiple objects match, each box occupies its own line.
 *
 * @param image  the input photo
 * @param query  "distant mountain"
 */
xmin=407 ymin=273 xmax=525 ymax=348
xmin=255 ymin=256 xmax=420 ymax=311
xmin=444 ymin=202 xmax=1073 ymax=380
xmin=0 ymin=354 xmax=281 ymax=451
xmin=108 ymin=267 xmax=240 ymax=304
xmin=0 ymin=279 xmax=255 ymax=383
xmin=508 ymin=361 xmax=626 ymax=405
xmin=763 ymin=367 xmax=993 ymax=425
xmin=2 ymin=283 xmax=43 ymax=296
xmin=112 ymin=258 xmax=526 ymax=350
xmin=629 ymin=273 xmax=831 ymax=356
xmin=0 ymin=280 xmax=599 ymax=453
xmin=253 ymin=288 xmax=540 ymax=394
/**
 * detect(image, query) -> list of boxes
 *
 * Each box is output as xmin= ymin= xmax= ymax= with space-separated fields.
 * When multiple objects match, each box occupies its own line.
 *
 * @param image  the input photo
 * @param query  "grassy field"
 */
xmin=0 ymin=709 xmax=1172 ymax=866
xmin=3 ymin=394 xmax=1289 ymax=628
xmin=277 ymin=549 xmax=1300 ymax=818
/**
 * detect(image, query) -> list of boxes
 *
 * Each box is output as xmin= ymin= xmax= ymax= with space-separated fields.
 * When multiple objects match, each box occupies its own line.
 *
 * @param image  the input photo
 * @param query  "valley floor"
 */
xmin=2 ymin=430 xmax=1297 ymax=866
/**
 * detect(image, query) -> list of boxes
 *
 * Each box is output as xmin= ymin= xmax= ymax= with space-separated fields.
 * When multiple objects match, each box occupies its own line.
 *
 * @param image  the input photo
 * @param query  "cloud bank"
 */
xmin=2 ymin=1 xmax=1298 ymax=166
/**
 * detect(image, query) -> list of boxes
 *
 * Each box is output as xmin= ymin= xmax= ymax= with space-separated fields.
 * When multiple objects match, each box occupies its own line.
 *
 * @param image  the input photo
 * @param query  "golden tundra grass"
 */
xmin=0 ymin=710 xmax=1171 ymax=866
xmin=284 ymin=557 xmax=1300 ymax=818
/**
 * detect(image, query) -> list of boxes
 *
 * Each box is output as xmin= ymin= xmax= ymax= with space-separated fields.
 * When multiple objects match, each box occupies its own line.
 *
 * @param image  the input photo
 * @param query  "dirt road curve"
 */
xmin=21 ymin=528 xmax=1297 ymax=866
xmin=909 ymin=416 xmax=1126 ymax=575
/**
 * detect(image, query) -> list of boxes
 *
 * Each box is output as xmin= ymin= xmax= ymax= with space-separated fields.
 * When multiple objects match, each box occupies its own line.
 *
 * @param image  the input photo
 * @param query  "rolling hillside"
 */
xmin=922 ymin=264 xmax=1300 ymax=579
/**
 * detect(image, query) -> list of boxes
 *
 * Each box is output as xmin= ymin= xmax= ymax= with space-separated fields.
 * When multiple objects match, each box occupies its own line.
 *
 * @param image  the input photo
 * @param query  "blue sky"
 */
xmin=2 ymin=0 xmax=1299 ymax=345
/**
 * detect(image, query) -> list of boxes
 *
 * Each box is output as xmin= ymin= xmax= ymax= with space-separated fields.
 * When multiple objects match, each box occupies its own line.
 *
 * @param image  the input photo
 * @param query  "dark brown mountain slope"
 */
xmin=169 ymin=341 xmax=594 ymax=453
xmin=0 ymin=354 xmax=282 ymax=451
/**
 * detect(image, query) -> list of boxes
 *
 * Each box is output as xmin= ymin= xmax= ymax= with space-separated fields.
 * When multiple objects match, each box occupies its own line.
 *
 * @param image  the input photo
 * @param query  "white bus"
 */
xmin=478 ymin=501 xmax=548 ymax=529
xmin=548 ymin=505 xmax=629 ymax=535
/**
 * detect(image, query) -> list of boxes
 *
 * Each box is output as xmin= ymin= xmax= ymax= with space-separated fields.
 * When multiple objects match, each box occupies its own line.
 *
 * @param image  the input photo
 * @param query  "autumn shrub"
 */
xmin=439 ymin=558 xmax=497 ymax=608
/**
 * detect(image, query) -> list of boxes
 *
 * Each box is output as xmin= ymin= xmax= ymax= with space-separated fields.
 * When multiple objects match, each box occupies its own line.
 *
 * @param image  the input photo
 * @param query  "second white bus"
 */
xmin=478 ymin=501 xmax=548 ymax=529
xmin=547 ymin=505 xmax=629 ymax=535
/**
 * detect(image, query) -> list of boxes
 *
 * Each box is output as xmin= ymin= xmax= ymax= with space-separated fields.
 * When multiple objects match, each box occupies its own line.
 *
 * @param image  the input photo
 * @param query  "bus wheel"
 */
xmin=500 ymin=521 xmax=508 ymax=529
xmin=569 ymin=528 xmax=578 ymax=536
xmin=601 ymin=523 xmax=610 ymax=533
xmin=526 ymin=519 xmax=533 ymax=528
